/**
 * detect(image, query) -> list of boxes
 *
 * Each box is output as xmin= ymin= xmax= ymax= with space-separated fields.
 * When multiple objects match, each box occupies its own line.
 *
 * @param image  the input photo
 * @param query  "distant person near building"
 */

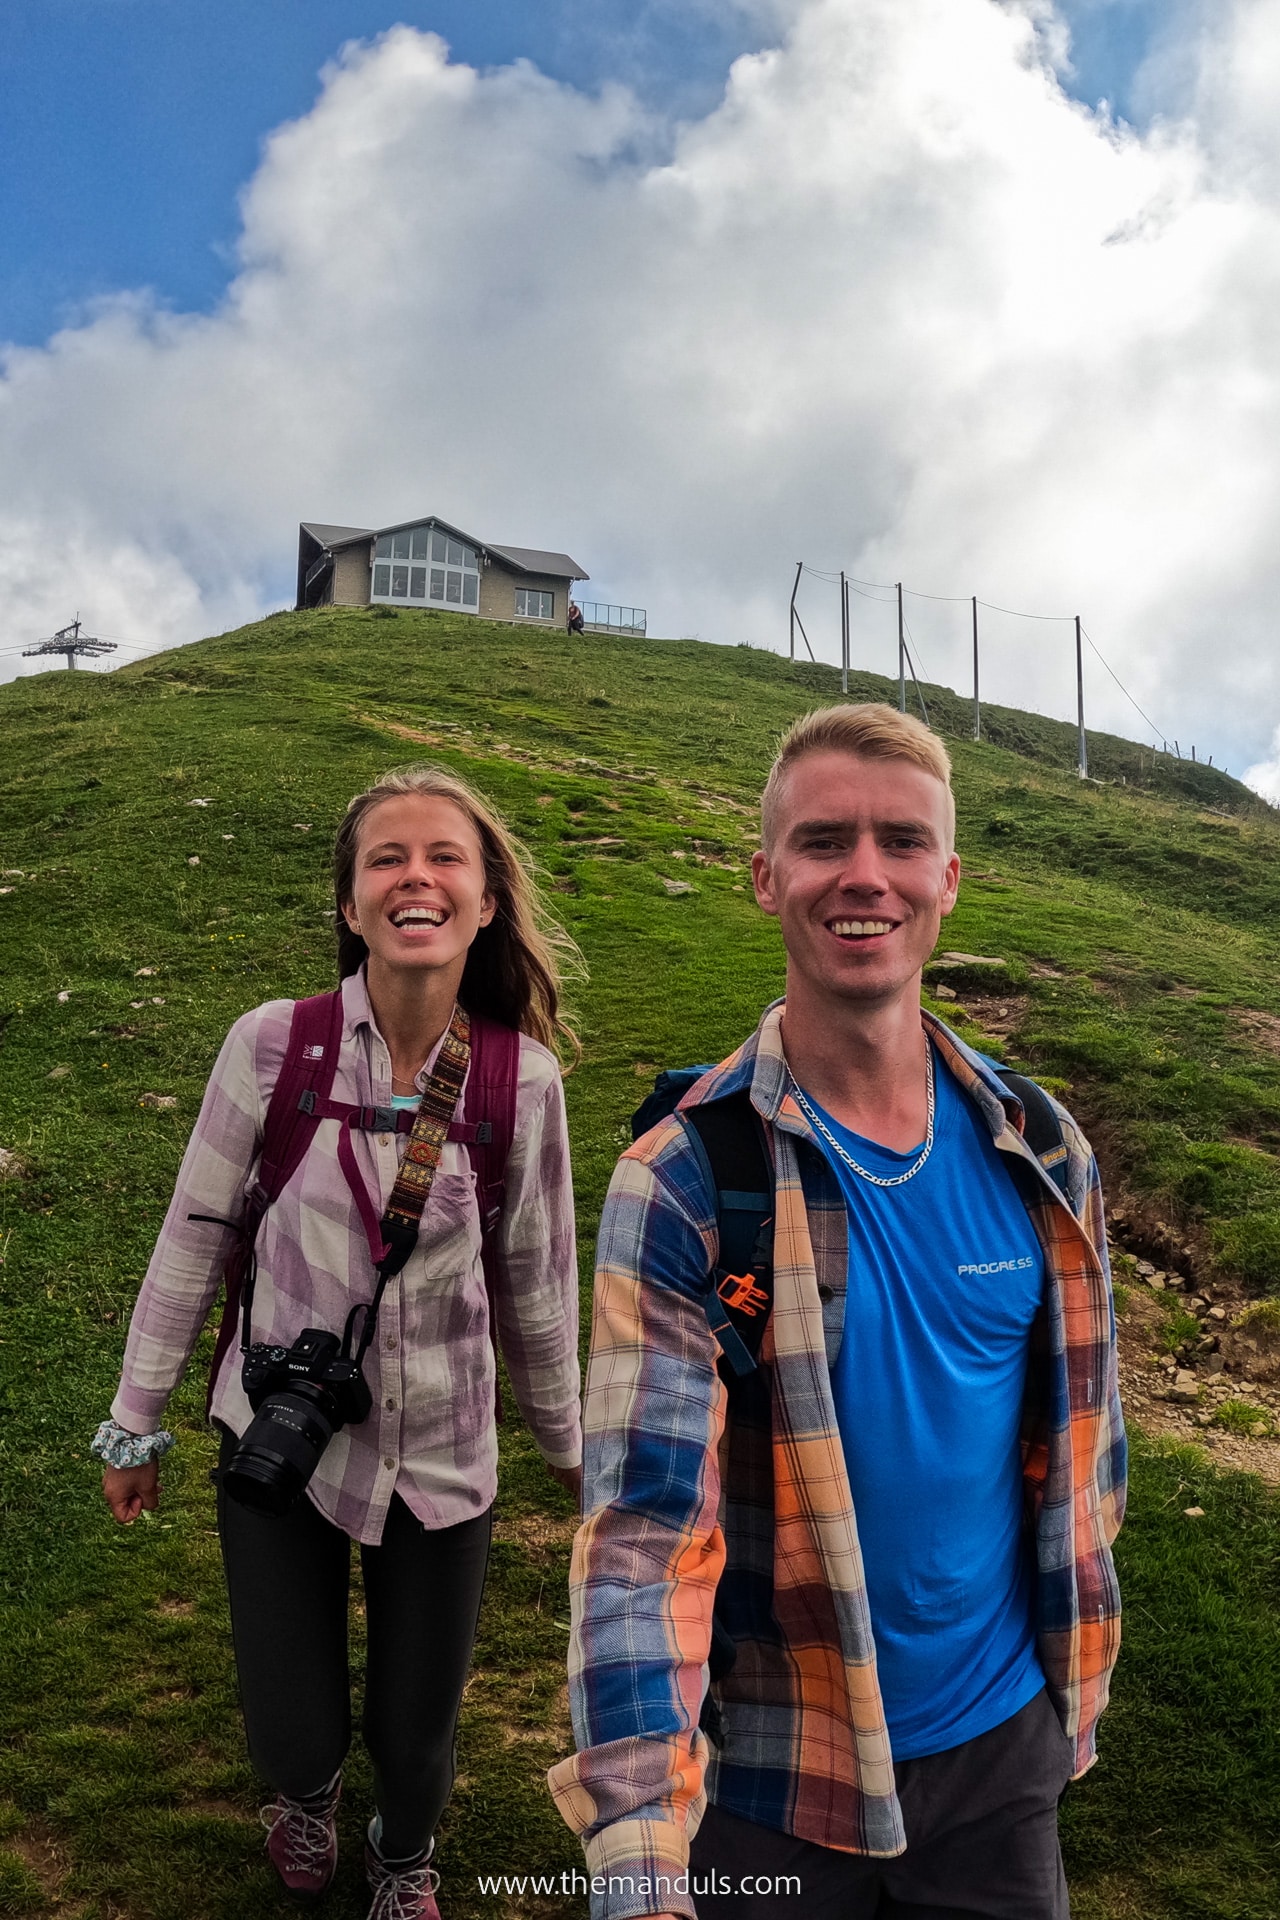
xmin=550 ymin=704 xmax=1125 ymax=1920
xmin=568 ymin=601 xmax=585 ymax=635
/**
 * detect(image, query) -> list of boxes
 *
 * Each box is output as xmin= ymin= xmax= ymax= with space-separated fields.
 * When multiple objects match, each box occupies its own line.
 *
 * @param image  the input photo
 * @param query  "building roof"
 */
xmin=486 ymin=542 xmax=588 ymax=581
xmin=299 ymin=517 xmax=588 ymax=581
xmin=299 ymin=521 xmax=375 ymax=550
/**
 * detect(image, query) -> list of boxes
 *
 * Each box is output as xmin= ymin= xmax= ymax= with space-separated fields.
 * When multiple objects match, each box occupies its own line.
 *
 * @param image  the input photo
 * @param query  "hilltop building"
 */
xmin=295 ymin=514 xmax=589 ymax=629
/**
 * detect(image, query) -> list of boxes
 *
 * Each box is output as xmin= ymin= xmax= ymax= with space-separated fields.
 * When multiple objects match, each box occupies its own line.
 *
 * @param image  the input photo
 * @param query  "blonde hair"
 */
xmin=333 ymin=764 xmax=583 ymax=1059
xmin=760 ymin=703 xmax=954 ymax=849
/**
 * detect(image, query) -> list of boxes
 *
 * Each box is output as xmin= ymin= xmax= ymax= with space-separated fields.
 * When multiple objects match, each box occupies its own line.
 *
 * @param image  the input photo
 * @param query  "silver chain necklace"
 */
xmin=791 ymin=1043 xmax=936 ymax=1188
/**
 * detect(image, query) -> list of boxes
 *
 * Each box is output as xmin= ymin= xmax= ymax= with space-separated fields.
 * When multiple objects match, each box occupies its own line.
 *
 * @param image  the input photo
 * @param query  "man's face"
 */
xmin=752 ymin=750 xmax=960 ymax=1010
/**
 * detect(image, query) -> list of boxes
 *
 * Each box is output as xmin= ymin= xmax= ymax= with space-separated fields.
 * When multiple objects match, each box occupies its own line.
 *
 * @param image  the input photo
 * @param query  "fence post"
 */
xmin=790 ymin=562 xmax=802 ymax=660
xmin=1076 ymin=615 xmax=1087 ymax=778
xmin=840 ymin=570 xmax=849 ymax=694
xmin=972 ymin=596 xmax=980 ymax=741
xmin=897 ymin=583 xmax=906 ymax=712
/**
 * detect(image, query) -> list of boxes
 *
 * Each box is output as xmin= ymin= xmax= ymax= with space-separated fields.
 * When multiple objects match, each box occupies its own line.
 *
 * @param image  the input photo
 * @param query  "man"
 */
xmin=549 ymin=705 xmax=1124 ymax=1920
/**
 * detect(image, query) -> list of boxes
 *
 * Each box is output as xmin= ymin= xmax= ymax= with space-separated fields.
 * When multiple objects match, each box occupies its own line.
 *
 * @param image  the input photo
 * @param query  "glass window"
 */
xmin=371 ymin=523 xmax=483 ymax=612
xmin=515 ymin=588 xmax=554 ymax=619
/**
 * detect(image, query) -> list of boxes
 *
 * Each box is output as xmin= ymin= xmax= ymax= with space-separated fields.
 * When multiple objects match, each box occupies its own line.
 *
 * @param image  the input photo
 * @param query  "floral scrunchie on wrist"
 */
xmin=91 ymin=1419 xmax=176 ymax=1470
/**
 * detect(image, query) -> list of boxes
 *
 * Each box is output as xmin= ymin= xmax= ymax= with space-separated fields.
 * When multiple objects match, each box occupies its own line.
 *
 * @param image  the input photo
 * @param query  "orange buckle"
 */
xmin=717 ymin=1272 xmax=769 ymax=1317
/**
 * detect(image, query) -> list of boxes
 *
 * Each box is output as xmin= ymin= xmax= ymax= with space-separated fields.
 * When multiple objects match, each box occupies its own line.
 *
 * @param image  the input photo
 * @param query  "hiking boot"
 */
xmin=364 ymin=1836 xmax=441 ymax=1920
xmin=261 ymin=1776 xmax=341 ymax=1900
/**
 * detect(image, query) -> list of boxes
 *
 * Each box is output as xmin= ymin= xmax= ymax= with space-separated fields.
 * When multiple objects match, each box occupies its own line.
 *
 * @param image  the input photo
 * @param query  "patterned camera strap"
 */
xmin=381 ymin=999 xmax=473 ymax=1252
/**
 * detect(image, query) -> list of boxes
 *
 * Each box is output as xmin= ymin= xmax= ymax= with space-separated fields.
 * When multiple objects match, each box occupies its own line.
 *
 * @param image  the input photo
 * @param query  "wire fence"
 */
xmin=789 ymin=562 xmax=1223 ymax=776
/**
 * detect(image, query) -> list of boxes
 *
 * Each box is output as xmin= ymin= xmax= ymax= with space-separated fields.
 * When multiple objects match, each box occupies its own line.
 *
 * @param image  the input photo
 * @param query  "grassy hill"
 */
xmin=1 ymin=606 xmax=1278 ymax=1920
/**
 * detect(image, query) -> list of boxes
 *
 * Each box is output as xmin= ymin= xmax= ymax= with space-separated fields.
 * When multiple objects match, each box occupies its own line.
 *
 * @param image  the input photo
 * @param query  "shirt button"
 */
xmin=383 ymin=1456 xmax=395 ymax=1471
xmin=385 ymin=1397 xmax=396 ymax=1411
xmin=380 ymin=1134 xmax=392 ymax=1147
xmin=385 ymin=1337 xmax=397 ymax=1351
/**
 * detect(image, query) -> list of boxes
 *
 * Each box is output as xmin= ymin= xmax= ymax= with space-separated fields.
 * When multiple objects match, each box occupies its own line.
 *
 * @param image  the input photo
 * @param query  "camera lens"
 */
xmin=222 ymin=1382 xmax=339 ymax=1515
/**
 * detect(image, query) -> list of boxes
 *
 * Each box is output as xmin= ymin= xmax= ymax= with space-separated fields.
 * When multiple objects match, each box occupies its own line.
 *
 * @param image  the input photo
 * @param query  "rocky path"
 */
xmin=1109 ymin=1209 xmax=1280 ymax=1486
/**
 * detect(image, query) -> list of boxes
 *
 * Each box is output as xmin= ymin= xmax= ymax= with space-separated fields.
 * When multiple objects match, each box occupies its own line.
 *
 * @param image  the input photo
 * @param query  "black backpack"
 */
xmin=631 ymin=1058 xmax=1070 ymax=1384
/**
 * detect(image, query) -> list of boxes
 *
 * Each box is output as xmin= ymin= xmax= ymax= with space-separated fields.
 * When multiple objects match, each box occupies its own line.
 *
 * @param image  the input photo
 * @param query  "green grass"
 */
xmin=2 ymin=606 xmax=1280 ymax=1917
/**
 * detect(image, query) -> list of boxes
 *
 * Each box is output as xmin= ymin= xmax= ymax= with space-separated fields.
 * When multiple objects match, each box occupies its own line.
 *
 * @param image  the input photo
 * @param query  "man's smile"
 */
xmin=827 ymin=917 xmax=897 ymax=940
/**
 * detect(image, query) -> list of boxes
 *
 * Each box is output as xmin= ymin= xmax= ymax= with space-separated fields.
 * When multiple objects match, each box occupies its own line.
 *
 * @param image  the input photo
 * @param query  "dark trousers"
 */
xmin=216 ymin=1431 xmax=492 ymax=1860
xmin=690 ymin=1689 xmax=1074 ymax=1919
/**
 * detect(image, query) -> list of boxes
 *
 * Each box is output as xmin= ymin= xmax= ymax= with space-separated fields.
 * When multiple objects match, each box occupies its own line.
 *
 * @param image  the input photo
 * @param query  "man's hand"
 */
xmin=546 ymin=1461 xmax=582 ymax=1506
xmin=102 ymin=1460 xmax=160 ymax=1524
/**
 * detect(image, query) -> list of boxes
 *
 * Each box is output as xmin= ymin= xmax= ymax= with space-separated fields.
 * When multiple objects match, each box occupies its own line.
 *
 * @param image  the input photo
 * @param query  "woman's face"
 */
xmin=342 ymin=792 xmax=495 ymax=981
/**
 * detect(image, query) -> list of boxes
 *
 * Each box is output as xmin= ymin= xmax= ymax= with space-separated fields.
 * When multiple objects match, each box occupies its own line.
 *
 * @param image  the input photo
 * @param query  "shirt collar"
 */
xmin=683 ymin=996 xmax=1025 ymax=1146
xmin=338 ymin=966 xmax=452 ymax=1089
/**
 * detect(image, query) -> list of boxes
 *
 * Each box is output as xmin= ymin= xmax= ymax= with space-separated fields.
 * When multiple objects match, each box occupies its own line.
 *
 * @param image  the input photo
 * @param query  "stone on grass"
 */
xmin=0 ymin=1146 xmax=27 ymax=1179
xmin=661 ymin=878 xmax=695 ymax=896
xmin=135 ymin=967 xmax=158 ymax=977
xmin=1183 ymin=1506 xmax=1206 ymax=1519
xmin=140 ymin=1093 xmax=178 ymax=1111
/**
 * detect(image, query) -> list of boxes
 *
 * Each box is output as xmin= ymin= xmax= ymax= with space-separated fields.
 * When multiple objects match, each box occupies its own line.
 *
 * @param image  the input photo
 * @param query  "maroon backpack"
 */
xmin=206 ymin=990 xmax=520 ymax=1406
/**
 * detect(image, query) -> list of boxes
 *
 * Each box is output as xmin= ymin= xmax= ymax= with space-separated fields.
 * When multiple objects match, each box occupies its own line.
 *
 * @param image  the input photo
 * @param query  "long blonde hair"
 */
xmin=333 ymin=764 xmax=583 ymax=1058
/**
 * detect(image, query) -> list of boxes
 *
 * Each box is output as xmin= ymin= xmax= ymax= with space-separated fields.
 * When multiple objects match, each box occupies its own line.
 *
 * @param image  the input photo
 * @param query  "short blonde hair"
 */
xmin=760 ymin=703 xmax=954 ymax=849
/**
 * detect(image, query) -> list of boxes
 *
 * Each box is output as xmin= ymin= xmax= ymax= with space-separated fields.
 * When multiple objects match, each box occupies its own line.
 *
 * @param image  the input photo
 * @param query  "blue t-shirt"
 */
xmin=803 ymin=1048 xmax=1047 ymax=1759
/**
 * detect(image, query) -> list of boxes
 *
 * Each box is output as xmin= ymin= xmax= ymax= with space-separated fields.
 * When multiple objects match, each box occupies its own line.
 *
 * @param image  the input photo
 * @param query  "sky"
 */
xmin=4 ymin=0 xmax=1280 ymax=797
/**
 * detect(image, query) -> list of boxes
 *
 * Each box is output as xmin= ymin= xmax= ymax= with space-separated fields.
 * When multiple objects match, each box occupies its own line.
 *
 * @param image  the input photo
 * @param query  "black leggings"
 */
xmin=216 ymin=1429 xmax=493 ymax=1859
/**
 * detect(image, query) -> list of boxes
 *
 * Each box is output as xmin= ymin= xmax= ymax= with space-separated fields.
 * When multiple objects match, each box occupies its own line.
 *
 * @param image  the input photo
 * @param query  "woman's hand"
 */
xmin=546 ymin=1461 xmax=582 ymax=1507
xmin=102 ymin=1460 xmax=160 ymax=1525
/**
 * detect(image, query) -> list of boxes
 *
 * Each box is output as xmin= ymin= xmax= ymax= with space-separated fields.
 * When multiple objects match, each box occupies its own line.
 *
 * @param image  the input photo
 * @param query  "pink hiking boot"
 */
xmin=261 ymin=1776 xmax=342 ymax=1901
xmin=364 ymin=1835 xmax=441 ymax=1920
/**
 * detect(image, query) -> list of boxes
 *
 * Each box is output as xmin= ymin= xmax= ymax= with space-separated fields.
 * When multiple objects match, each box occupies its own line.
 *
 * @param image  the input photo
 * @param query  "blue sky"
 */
xmin=2 ymin=0 xmax=1165 ymax=347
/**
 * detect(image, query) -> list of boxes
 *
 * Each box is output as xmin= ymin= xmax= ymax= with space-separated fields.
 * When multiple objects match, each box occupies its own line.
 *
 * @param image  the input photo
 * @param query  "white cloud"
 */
xmin=3 ymin=0 xmax=1280 ymax=777
xmin=1244 ymin=725 xmax=1280 ymax=803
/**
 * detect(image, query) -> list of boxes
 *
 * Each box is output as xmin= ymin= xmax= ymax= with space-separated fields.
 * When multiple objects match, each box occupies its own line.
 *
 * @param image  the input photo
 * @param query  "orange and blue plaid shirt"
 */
xmin=549 ymin=1002 xmax=1125 ymax=1918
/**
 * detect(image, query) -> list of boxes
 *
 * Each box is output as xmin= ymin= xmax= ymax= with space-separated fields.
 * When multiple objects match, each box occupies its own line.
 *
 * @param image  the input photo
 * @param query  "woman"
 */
xmin=94 ymin=765 xmax=583 ymax=1920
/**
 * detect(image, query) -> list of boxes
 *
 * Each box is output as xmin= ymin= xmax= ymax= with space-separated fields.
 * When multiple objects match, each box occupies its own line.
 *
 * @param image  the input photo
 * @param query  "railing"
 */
xmin=579 ymin=602 xmax=646 ymax=635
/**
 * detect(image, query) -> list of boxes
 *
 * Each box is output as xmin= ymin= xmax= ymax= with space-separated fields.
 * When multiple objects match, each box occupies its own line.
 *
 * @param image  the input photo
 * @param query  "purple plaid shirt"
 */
xmin=112 ymin=969 xmax=581 ymax=1543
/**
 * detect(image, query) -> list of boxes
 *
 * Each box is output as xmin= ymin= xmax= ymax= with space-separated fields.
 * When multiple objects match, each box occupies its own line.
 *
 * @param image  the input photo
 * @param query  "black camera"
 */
xmin=222 ymin=1328 xmax=373 ymax=1516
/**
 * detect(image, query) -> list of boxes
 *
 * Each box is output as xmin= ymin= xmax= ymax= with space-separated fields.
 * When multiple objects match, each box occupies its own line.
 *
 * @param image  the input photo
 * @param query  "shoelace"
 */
xmin=260 ymin=1799 xmax=336 ymax=1872
xmin=368 ymin=1857 xmax=441 ymax=1919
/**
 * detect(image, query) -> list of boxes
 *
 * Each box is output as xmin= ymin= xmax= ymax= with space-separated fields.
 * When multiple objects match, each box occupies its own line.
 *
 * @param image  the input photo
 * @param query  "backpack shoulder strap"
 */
xmin=206 ymin=988 xmax=344 ymax=1410
xmin=684 ymin=1092 xmax=775 ymax=1377
xmin=457 ymin=1013 xmax=521 ymax=1421
xmin=460 ymin=1014 xmax=520 ymax=1240
xmin=993 ymin=1066 xmax=1070 ymax=1198
xmin=256 ymin=989 xmax=346 ymax=1205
